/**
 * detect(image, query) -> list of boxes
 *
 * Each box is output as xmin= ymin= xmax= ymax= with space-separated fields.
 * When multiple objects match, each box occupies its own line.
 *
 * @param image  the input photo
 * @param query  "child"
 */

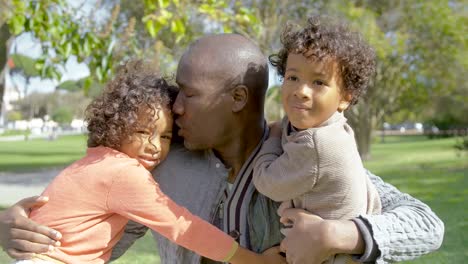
xmin=14 ymin=60 xmax=284 ymax=264
xmin=253 ymin=16 xmax=382 ymax=264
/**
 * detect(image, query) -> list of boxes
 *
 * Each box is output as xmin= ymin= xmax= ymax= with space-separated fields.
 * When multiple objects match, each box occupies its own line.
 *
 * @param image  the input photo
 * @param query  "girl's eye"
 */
xmin=286 ymin=75 xmax=298 ymax=82
xmin=137 ymin=130 xmax=150 ymax=135
xmin=161 ymin=135 xmax=172 ymax=140
xmin=313 ymin=80 xmax=326 ymax=86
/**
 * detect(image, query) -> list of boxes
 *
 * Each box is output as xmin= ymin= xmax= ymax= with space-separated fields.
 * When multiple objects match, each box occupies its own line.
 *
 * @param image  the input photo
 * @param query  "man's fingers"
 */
xmin=9 ymin=239 xmax=53 ymax=254
xmin=6 ymin=248 xmax=36 ymax=260
xmin=15 ymin=196 xmax=49 ymax=211
xmin=277 ymin=200 xmax=293 ymax=217
xmin=280 ymin=227 xmax=291 ymax=237
xmin=10 ymin=228 xmax=60 ymax=246
xmin=10 ymin=216 xmax=61 ymax=241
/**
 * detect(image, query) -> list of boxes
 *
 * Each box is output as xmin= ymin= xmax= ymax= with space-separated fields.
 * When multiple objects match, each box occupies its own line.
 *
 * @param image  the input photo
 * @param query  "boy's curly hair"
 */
xmin=85 ymin=60 xmax=178 ymax=149
xmin=269 ymin=15 xmax=376 ymax=106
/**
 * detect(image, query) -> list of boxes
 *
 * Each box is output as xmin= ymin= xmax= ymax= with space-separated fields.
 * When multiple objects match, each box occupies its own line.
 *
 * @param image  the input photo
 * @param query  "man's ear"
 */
xmin=338 ymin=93 xmax=352 ymax=112
xmin=231 ymin=85 xmax=248 ymax=112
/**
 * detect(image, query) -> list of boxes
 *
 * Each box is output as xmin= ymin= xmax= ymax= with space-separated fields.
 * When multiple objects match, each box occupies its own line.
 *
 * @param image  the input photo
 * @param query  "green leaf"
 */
xmin=146 ymin=20 xmax=156 ymax=38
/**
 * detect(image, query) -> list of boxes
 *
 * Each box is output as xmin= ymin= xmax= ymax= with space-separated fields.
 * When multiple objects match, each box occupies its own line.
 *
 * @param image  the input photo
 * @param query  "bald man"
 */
xmin=1 ymin=34 xmax=444 ymax=264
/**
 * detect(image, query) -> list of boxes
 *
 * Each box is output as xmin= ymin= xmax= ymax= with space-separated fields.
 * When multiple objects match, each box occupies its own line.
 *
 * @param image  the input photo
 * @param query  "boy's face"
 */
xmin=119 ymin=107 xmax=173 ymax=171
xmin=281 ymin=53 xmax=351 ymax=130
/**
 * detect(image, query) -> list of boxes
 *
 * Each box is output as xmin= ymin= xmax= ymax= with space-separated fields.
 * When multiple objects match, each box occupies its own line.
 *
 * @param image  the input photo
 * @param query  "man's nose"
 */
xmin=293 ymin=84 xmax=313 ymax=99
xmin=172 ymin=94 xmax=184 ymax=115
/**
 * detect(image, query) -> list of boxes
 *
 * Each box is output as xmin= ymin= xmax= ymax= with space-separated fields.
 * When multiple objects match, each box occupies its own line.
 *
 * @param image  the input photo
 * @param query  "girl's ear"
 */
xmin=338 ymin=93 xmax=353 ymax=112
xmin=231 ymin=85 xmax=248 ymax=112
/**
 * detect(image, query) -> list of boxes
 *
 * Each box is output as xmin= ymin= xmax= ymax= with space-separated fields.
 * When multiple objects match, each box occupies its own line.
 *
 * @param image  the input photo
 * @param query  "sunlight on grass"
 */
xmin=0 ymin=135 xmax=87 ymax=172
xmin=364 ymin=137 xmax=468 ymax=263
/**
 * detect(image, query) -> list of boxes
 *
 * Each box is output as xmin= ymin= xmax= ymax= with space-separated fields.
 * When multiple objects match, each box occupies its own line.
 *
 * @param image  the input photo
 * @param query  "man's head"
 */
xmin=173 ymin=34 xmax=268 ymax=150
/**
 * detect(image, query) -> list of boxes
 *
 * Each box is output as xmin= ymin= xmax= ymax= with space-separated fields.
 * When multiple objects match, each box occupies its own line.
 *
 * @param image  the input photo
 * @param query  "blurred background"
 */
xmin=0 ymin=0 xmax=466 ymax=263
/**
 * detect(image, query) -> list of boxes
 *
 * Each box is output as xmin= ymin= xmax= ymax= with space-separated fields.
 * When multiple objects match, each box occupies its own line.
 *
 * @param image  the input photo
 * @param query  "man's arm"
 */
xmin=279 ymin=172 xmax=444 ymax=264
xmin=355 ymin=171 xmax=444 ymax=263
xmin=0 ymin=196 xmax=61 ymax=260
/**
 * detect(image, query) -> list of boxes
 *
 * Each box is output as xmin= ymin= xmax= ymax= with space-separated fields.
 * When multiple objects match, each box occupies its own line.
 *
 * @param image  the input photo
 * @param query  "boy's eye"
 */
xmin=286 ymin=75 xmax=299 ymax=82
xmin=313 ymin=80 xmax=326 ymax=86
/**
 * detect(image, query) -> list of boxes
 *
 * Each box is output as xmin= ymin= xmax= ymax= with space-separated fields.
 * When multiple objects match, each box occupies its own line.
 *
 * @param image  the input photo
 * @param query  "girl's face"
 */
xmin=119 ymin=107 xmax=173 ymax=171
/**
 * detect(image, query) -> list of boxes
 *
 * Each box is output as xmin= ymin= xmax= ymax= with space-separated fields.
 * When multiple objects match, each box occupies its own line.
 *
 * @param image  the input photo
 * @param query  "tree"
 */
xmin=1 ymin=0 xmax=261 ymax=116
xmin=255 ymin=0 xmax=466 ymax=159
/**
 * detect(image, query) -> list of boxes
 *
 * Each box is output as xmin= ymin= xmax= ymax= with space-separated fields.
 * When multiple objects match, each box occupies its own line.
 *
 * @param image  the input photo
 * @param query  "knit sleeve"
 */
xmin=107 ymin=165 xmax=236 ymax=262
xmin=253 ymin=132 xmax=319 ymax=202
xmin=355 ymin=171 xmax=444 ymax=263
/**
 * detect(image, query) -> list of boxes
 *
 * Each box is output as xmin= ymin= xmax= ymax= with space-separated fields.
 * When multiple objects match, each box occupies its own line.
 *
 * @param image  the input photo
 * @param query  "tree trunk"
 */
xmin=345 ymin=101 xmax=374 ymax=161
xmin=0 ymin=23 xmax=11 ymax=120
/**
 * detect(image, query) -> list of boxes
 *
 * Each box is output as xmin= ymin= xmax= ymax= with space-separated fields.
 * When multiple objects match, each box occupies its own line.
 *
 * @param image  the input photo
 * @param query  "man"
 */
xmin=0 ymin=34 xmax=444 ymax=264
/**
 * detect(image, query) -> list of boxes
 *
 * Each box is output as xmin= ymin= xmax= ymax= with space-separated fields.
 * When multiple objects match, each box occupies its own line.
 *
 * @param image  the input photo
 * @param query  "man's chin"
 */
xmin=183 ymin=140 xmax=207 ymax=151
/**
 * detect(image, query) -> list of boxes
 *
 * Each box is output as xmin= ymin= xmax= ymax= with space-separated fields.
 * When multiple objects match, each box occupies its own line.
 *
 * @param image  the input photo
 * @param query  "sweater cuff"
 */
xmin=351 ymin=217 xmax=380 ymax=263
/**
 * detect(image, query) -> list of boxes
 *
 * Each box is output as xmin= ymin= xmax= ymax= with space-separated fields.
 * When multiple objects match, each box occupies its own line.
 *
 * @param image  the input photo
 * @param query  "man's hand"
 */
xmin=268 ymin=121 xmax=282 ymax=139
xmin=0 ymin=196 xmax=62 ymax=260
xmin=278 ymin=208 xmax=364 ymax=264
xmin=261 ymin=246 xmax=287 ymax=264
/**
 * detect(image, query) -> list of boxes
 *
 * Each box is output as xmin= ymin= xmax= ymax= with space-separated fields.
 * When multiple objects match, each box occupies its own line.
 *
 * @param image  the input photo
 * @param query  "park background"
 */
xmin=0 ymin=0 xmax=466 ymax=263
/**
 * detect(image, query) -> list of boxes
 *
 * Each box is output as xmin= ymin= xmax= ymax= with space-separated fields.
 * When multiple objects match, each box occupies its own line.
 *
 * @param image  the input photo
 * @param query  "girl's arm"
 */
xmin=107 ymin=166 xmax=284 ymax=263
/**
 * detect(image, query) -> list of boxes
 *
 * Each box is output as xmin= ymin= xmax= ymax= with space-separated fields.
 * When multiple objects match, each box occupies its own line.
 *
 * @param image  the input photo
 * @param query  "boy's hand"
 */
xmin=0 ymin=196 xmax=62 ymax=259
xmin=268 ymin=121 xmax=282 ymax=138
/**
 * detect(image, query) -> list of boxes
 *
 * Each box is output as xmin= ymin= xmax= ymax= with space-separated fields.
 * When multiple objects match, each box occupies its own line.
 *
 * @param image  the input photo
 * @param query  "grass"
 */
xmin=365 ymin=136 xmax=467 ymax=263
xmin=0 ymin=135 xmax=466 ymax=263
xmin=0 ymin=135 xmax=87 ymax=172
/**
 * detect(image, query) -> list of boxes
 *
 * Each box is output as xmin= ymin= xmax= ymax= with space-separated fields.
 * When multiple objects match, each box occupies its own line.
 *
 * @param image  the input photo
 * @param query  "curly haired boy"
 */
xmin=253 ymin=16 xmax=382 ymax=264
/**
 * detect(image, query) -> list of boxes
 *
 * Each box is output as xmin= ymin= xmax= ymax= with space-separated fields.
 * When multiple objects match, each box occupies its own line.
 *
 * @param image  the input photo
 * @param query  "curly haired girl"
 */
xmin=253 ymin=16 xmax=382 ymax=264
xmin=15 ymin=60 xmax=284 ymax=264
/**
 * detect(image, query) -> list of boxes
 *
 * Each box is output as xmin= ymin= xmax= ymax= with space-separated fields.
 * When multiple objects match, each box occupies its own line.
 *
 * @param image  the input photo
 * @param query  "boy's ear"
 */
xmin=231 ymin=85 xmax=248 ymax=112
xmin=338 ymin=93 xmax=353 ymax=112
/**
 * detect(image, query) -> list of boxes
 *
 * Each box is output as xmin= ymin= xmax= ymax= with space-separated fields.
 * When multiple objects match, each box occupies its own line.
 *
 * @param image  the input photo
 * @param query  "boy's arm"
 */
xmin=253 ymin=134 xmax=319 ymax=202
xmin=109 ymin=220 xmax=148 ymax=262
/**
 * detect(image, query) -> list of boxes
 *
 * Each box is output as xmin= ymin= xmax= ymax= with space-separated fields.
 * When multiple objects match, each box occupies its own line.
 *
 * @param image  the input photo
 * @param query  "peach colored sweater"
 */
xmin=30 ymin=147 xmax=236 ymax=264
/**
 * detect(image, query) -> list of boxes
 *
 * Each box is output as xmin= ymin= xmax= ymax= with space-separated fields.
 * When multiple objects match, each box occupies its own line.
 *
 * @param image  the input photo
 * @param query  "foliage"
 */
xmin=11 ymin=91 xmax=91 ymax=121
xmin=51 ymin=106 xmax=73 ymax=125
xmin=5 ymin=0 xmax=115 ymax=87
xmin=454 ymin=136 xmax=468 ymax=153
xmin=6 ymin=110 xmax=21 ymax=120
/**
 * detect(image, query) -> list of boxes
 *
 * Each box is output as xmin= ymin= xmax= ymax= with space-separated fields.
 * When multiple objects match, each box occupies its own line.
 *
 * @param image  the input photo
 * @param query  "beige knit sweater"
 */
xmin=253 ymin=112 xmax=381 ymax=220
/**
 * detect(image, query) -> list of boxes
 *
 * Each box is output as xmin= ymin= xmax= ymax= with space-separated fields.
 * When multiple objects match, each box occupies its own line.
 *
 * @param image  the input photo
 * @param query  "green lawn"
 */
xmin=0 ymin=136 xmax=466 ymax=263
xmin=0 ymin=135 xmax=87 ymax=172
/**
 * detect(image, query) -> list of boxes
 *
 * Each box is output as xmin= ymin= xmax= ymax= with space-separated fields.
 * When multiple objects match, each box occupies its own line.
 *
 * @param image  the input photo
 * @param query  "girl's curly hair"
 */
xmin=85 ymin=60 xmax=178 ymax=149
xmin=269 ymin=15 xmax=376 ymax=106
